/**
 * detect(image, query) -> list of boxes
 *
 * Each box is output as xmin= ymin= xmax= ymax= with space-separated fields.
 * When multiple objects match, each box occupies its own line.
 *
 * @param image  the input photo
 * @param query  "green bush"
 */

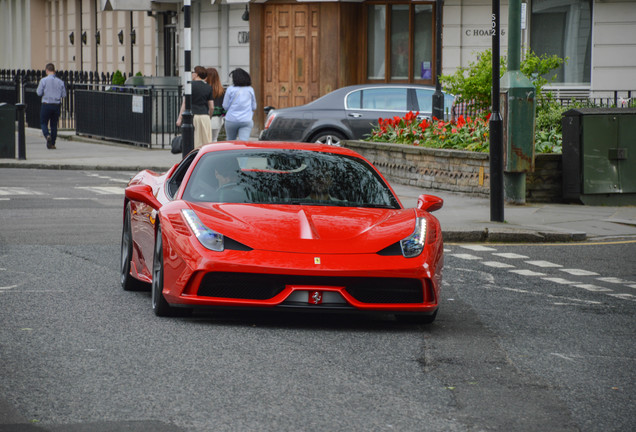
xmin=111 ymin=70 xmax=125 ymax=85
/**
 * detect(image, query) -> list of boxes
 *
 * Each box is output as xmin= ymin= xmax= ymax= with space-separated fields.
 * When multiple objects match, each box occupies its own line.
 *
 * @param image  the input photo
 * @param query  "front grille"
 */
xmin=197 ymin=273 xmax=424 ymax=304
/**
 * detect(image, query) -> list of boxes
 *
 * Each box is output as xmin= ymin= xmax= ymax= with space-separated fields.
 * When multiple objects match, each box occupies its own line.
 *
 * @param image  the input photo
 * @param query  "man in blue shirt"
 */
xmin=36 ymin=63 xmax=67 ymax=149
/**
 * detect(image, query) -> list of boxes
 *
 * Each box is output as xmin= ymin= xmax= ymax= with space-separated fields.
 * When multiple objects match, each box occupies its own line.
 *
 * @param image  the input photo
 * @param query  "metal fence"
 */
xmin=0 ymin=69 xmax=181 ymax=149
xmin=450 ymin=89 xmax=634 ymax=121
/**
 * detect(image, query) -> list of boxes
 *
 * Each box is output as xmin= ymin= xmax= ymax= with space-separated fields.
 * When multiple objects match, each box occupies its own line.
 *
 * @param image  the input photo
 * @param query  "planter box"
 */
xmin=343 ymin=140 xmax=563 ymax=203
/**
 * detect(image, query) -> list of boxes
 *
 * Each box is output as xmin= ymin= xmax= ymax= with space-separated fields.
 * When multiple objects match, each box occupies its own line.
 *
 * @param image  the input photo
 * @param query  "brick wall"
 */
xmin=344 ymin=141 xmax=563 ymax=203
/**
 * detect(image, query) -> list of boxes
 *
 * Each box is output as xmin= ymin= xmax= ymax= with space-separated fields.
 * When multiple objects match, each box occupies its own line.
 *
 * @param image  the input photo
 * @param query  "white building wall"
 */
xmin=443 ymin=0 xmax=511 ymax=75
xmin=178 ymin=2 xmax=249 ymax=87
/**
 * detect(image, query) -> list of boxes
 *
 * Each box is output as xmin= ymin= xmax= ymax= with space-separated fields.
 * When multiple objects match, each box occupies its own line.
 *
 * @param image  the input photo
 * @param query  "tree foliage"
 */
xmin=439 ymin=49 xmax=566 ymax=110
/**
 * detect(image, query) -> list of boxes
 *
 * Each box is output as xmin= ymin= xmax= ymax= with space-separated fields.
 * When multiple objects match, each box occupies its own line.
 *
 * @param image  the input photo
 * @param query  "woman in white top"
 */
xmin=222 ymin=68 xmax=257 ymax=140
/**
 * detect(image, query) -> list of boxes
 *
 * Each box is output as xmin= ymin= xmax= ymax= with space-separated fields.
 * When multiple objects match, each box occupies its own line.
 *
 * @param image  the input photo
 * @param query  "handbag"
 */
xmin=210 ymin=115 xmax=224 ymax=130
xmin=170 ymin=135 xmax=182 ymax=154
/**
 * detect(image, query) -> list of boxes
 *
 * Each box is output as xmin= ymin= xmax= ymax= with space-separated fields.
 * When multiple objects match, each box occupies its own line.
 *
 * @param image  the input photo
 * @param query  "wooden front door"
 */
xmin=263 ymin=3 xmax=320 ymax=110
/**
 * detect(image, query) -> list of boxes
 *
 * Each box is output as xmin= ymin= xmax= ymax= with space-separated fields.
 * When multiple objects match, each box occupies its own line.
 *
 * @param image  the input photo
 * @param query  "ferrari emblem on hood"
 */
xmin=314 ymin=257 xmax=321 ymax=264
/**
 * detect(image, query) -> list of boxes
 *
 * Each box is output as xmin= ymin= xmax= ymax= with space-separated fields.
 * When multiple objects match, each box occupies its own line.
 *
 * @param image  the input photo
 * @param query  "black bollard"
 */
xmin=16 ymin=103 xmax=26 ymax=160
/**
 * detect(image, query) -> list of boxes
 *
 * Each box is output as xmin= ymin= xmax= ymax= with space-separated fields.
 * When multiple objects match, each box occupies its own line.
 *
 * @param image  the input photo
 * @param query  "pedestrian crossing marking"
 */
xmin=574 ymin=284 xmax=612 ymax=292
xmin=526 ymin=260 xmax=562 ymax=268
xmin=509 ymin=269 xmax=546 ymax=277
xmin=450 ymin=253 xmax=482 ymax=260
xmin=560 ymin=269 xmax=599 ymax=276
xmin=542 ymin=277 xmax=576 ymax=285
xmin=447 ymin=246 xmax=634 ymax=303
xmin=606 ymin=293 xmax=636 ymax=301
xmin=596 ymin=277 xmax=635 ymax=284
xmin=481 ymin=261 xmax=515 ymax=268
xmin=0 ymin=188 xmax=45 ymax=196
xmin=75 ymin=186 xmax=125 ymax=195
xmin=492 ymin=252 xmax=529 ymax=259
xmin=461 ymin=245 xmax=497 ymax=251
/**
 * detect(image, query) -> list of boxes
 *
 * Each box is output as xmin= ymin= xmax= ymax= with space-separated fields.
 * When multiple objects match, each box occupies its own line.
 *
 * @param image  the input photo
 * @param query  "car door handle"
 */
xmin=348 ymin=113 xmax=362 ymax=118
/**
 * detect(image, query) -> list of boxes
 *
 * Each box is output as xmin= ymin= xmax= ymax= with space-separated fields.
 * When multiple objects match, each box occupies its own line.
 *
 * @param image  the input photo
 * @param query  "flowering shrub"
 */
xmin=368 ymin=111 xmax=491 ymax=153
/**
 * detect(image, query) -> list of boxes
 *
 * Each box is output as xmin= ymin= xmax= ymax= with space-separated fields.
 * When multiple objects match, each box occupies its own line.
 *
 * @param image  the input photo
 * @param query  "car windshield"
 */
xmin=183 ymin=149 xmax=400 ymax=209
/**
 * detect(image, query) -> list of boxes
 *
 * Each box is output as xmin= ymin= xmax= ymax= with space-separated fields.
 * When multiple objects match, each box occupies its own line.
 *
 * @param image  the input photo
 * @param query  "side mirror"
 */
xmin=417 ymin=194 xmax=443 ymax=212
xmin=125 ymin=184 xmax=162 ymax=210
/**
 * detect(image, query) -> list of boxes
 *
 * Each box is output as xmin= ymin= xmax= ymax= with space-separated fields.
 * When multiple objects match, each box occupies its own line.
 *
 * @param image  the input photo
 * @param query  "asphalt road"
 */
xmin=0 ymin=168 xmax=634 ymax=431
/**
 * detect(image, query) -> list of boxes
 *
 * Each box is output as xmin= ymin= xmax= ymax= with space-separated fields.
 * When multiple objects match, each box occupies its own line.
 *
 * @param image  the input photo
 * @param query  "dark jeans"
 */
xmin=40 ymin=103 xmax=61 ymax=145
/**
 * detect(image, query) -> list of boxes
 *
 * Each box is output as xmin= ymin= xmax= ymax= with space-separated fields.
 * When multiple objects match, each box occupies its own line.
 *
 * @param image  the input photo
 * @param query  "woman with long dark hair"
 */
xmin=177 ymin=66 xmax=214 ymax=148
xmin=222 ymin=68 xmax=257 ymax=140
xmin=206 ymin=67 xmax=225 ymax=142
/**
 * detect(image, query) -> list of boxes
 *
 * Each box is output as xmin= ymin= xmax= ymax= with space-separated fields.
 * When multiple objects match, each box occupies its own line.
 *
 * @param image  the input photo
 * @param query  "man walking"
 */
xmin=36 ymin=63 xmax=66 ymax=149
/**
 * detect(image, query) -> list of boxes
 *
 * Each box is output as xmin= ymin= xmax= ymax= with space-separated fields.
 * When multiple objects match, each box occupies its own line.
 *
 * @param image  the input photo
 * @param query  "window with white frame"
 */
xmin=530 ymin=0 xmax=592 ymax=86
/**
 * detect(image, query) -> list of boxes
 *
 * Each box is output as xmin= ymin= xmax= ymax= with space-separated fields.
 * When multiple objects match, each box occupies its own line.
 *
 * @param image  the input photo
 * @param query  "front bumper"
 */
xmin=162 ymin=237 xmax=442 ymax=313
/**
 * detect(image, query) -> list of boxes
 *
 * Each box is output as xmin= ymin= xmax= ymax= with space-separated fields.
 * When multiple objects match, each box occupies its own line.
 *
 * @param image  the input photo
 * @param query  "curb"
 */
xmin=443 ymin=229 xmax=587 ymax=243
xmin=0 ymin=162 xmax=171 ymax=173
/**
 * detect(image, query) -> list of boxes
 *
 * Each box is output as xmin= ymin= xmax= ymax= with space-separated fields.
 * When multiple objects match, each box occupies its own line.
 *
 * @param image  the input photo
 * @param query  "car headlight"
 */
xmin=182 ymin=209 xmax=224 ymax=251
xmin=400 ymin=217 xmax=427 ymax=258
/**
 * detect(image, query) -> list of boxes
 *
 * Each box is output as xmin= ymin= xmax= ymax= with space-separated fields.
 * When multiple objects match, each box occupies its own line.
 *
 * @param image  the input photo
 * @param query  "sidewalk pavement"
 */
xmin=2 ymin=128 xmax=636 ymax=243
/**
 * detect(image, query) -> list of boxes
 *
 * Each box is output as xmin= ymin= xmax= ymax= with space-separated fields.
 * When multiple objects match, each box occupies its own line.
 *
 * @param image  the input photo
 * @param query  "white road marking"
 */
xmin=461 ymin=245 xmax=497 ymax=251
xmin=75 ymin=186 xmax=125 ymax=195
xmin=53 ymin=197 xmax=94 ymax=200
xmin=500 ymin=287 xmax=530 ymax=294
xmin=606 ymin=293 xmax=636 ymax=301
xmin=450 ymin=253 xmax=482 ymax=260
xmin=509 ymin=269 xmax=546 ymax=277
xmin=542 ymin=277 xmax=576 ymax=285
xmin=574 ymin=284 xmax=612 ymax=292
xmin=551 ymin=353 xmax=576 ymax=362
xmin=526 ymin=260 xmax=563 ymax=268
xmin=0 ymin=188 xmax=45 ymax=196
xmin=85 ymin=173 xmax=130 ymax=183
xmin=0 ymin=285 xmax=18 ymax=290
xmin=492 ymin=252 xmax=529 ymax=259
xmin=597 ymin=277 xmax=635 ymax=284
xmin=497 ymin=286 xmax=602 ymax=305
xmin=481 ymin=261 xmax=516 ymax=268
xmin=560 ymin=268 xmax=599 ymax=276
xmin=449 ymin=246 xmax=636 ymax=304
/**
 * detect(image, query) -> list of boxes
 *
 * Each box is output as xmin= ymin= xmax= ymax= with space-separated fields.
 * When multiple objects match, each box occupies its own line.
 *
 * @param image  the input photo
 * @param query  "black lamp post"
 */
xmin=431 ymin=0 xmax=444 ymax=120
xmin=181 ymin=0 xmax=194 ymax=158
xmin=489 ymin=0 xmax=504 ymax=222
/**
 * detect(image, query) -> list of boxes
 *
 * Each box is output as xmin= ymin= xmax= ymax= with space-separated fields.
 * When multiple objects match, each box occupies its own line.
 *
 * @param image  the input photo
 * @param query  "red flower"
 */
xmin=419 ymin=119 xmax=430 ymax=130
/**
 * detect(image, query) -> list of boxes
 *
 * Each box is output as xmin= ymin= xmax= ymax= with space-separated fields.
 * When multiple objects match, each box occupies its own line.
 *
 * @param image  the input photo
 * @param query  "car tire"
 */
xmin=121 ymin=202 xmax=148 ymax=291
xmin=151 ymin=222 xmax=174 ymax=317
xmin=396 ymin=309 xmax=438 ymax=325
xmin=310 ymin=130 xmax=346 ymax=146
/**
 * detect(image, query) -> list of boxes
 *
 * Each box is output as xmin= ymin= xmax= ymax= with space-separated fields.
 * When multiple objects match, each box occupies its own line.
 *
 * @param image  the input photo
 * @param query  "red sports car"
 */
xmin=121 ymin=141 xmax=444 ymax=323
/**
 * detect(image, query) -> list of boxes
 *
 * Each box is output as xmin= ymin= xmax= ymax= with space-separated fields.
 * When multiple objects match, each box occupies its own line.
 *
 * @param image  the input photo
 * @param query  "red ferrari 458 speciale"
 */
xmin=121 ymin=141 xmax=444 ymax=322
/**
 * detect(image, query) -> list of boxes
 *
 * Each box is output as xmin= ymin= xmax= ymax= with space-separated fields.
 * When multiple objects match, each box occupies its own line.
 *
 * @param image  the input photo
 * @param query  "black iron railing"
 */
xmin=0 ymin=69 xmax=181 ymax=149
